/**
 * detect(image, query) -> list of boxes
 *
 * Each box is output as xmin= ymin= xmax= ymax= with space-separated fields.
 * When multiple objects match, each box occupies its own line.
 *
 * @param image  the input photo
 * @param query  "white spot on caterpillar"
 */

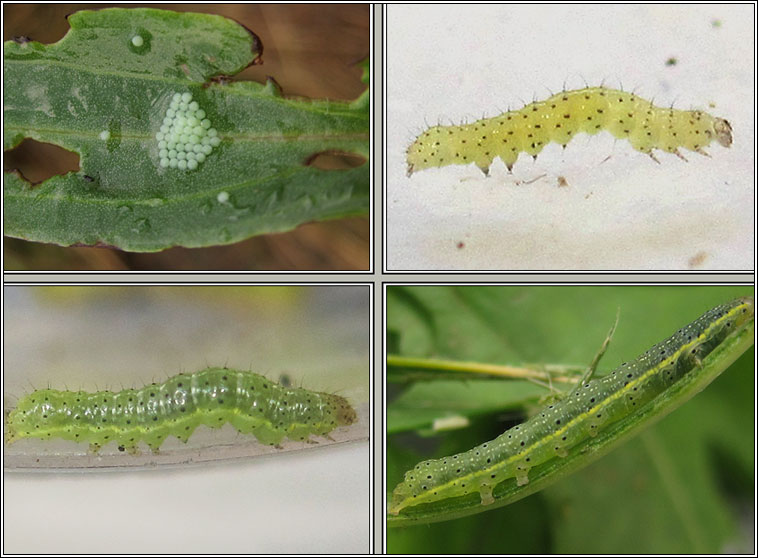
xmin=216 ymin=191 xmax=230 ymax=204
xmin=99 ymin=130 xmax=110 ymax=141
xmin=131 ymin=35 xmax=144 ymax=47
xmin=406 ymin=86 xmax=733 ymax=176
xmin=156 ymin=92 xmax=220 ymax=171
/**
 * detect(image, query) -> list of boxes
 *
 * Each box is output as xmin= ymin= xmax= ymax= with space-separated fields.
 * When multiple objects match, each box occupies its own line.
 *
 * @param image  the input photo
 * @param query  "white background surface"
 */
xmin=3 ymin=286 xmax=370 ymax=553
xmin=4 ymin=442 xmax=368 ymax=553
xmin=386 ymin=4 xmax=755 ymax=271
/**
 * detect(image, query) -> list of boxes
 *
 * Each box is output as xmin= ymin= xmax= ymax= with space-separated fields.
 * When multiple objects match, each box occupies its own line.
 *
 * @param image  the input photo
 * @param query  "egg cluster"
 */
xmin=156 ymin=92 xmax=220 ymax=170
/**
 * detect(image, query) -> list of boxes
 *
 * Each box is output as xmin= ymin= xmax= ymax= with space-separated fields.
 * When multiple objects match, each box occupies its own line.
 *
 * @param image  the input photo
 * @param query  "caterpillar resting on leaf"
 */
xmin=406 ymin=87 xmax=733 ymax=176
xmin=388 ymin=296 xmax=754 ymax=516
xmin=5 ymin=367 xmax=357 ymax=454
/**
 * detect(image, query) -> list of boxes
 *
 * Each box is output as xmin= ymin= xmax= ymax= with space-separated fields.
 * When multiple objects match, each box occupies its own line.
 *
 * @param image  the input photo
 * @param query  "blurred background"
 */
xmin=3 ymin=4 xmax=370 ymax=270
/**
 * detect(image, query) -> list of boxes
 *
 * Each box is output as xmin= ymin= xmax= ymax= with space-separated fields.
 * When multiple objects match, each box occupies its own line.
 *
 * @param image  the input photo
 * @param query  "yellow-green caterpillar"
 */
xmin=406 ymin=86 xmax=733 ymax=176
xmin=5 ymin=367 xmax=357 ymax=454
xmin=388 ymin=296 xmax=754 ymax=516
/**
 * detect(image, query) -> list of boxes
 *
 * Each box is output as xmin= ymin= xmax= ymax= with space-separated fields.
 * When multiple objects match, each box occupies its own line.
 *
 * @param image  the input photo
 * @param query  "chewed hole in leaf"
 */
xmin=3 ymin=139 xmax=80 ymax=185
xmin=305 ymin=150 xmax=366 ymax=170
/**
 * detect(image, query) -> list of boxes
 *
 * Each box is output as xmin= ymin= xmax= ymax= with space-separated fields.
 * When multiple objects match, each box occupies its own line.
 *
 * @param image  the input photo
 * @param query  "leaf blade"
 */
xmin=3 ymin=8 xmax=369 ymax=251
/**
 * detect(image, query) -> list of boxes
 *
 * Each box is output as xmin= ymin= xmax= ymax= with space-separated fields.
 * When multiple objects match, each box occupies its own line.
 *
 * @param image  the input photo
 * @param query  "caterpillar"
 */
xmin=406 ymin=86 xmax=733 ymax=176
xmin=4 ymin=367 xmax=357 ymax=454
xmin=388 ymin=296 xmax=754 ymax=516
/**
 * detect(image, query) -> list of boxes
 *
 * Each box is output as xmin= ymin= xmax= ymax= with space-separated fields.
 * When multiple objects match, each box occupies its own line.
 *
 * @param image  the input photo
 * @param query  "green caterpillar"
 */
xmin=388 ymin=296 xmax=754 ymax=516
xmin=5 ymin=367 xmax=357 ymax=454
xmin=406 ymin=86 xmax=733 ymax=176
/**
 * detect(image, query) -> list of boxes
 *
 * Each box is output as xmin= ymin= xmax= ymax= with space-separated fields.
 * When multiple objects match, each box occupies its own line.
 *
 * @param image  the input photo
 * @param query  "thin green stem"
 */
xmin=387 ymin=354 xmax=582 ymax=384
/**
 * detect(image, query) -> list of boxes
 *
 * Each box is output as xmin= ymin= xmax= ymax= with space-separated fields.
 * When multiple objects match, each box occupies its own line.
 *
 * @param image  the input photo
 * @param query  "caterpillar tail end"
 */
xmin=735 ymin=296 xmax=754 ymax=323
xmin=4 ymin=429 xmax=17 ymax=445
xmin=388 ymin=479 xmax=414 ymax=516
xmin=4 ymin=410 xmax=18 ymax=445
xmin=388 ymin=495 xmax=406 ymax=516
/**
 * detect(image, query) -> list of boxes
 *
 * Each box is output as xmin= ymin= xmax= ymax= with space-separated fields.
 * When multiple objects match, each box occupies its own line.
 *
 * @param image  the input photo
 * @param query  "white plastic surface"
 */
xmin=386 ymin=4 xmax=754 ymax=271
xmin=3 ymin=440 xmax=369 ymax=553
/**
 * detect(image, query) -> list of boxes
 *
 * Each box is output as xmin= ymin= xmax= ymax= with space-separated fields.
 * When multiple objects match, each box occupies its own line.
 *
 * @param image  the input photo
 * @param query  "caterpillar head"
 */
xmin=712 ymin=118 xmax=733 ymax=148
xmin=733 ymin=296 xmax=755 ymax=327
xmin=334 ymin=395 xmax=357 ymax=426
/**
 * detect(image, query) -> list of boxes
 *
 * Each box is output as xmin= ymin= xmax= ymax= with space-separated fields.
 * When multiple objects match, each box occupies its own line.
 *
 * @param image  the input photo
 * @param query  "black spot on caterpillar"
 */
xmin=406 ymin=86 xmax=733 ymax=176
xmin=4 ymin=367 xmax=357 ymax=454
xmin=388 ymin=296 xmax=754 ymax=516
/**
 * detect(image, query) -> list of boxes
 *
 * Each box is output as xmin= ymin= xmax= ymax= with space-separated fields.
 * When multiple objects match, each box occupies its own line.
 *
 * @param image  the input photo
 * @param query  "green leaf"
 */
xmin=3 ymin=8 xmax=369 ymax=251
xmin=387 ymin=353 xmax=585 ymax=384
xmin=386 ymin=286 xmax=755 ymax=553
xmin=388 ymin=380 xmax=547 ymax=435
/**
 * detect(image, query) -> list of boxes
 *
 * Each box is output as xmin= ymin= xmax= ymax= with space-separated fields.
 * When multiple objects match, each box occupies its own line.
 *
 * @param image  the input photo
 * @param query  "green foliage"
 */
xmin=3 ymin=8 xmax=369 ymax=251
xmin=387 ymin=286 xmax=754 ymax=553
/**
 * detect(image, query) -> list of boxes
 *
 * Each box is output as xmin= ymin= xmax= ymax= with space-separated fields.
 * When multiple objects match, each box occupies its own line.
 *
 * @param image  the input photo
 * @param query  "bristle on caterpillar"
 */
xmin=406 ymin=87 xmax=732 ymax=176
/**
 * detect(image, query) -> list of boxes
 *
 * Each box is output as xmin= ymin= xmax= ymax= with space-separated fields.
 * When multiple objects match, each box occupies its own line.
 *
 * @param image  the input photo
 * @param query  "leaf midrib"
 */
xmin=2 ymin=125 xmax=369 ymax=142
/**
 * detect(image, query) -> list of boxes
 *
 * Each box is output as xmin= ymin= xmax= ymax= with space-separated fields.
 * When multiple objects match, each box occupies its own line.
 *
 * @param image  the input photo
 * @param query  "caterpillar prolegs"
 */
xmin=4 ymin=367 xmax=357 ymax=454
xmin=388 ymin=296 xmax=754 ymax=516
xmin=406 ymin=87 xmax=733 ymax=176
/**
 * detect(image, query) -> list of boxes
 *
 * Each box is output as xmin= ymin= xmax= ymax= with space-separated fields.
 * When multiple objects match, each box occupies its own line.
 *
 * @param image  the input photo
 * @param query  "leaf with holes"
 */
xmin=3 ymin=8 xmax=369 ymax=252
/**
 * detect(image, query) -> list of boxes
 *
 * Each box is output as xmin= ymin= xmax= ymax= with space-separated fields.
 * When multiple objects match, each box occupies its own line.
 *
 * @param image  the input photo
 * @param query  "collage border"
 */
xmin=2 ymin=3 xmax=756 ymax=556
